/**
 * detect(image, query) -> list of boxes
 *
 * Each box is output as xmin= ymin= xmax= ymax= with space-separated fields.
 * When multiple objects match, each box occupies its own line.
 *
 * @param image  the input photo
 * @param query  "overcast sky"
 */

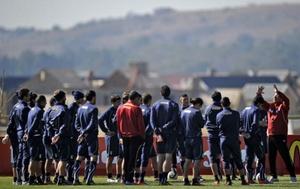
xmin=0 ymin=0 xmax=299 ymax=29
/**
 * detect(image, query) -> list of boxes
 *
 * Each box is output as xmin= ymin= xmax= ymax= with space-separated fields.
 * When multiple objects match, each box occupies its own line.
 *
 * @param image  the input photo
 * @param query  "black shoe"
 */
xmin=192 ymin=178 xmax=201 ymax=186
xmin=54 ymin=176 xmax=58 ymax=184
xmin=163 ymin=181 xmax=171 ymax=185
xmin=86 ymin=180 xmax=96 ymax=185
xmin=57 ymin=177 xmax=71 ymax=185
xmin=73 ymin=179 xmax=82 ymax=185
xmin=37 ymin=177 xmax=44 ymax=185
xmin=184 ymin=179 xmax=191 ymax=186
xmin=67 ymin=177 xmax=74 ymax=183
xmin=226 ymin=180 xmax=232 ymax=186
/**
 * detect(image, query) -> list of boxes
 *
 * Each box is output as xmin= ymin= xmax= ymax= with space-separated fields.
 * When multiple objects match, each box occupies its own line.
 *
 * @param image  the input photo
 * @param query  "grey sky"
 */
xmin=0 ymin=0 xmax=299 ymax=29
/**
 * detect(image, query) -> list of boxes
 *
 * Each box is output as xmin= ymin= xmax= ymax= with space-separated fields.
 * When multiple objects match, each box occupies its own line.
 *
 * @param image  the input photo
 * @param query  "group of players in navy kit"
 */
xmin=2 ymin=84 xmax=297 ymax=186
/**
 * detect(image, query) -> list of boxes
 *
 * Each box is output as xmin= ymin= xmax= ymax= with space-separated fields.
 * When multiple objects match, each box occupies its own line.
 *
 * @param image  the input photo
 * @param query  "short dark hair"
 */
xmin=221 ymin=97 xmax=231 ymax=107
xmin=53 ymin=90 xmax=66 ymax=101
xmin=129 ymin=90 xmax=141 ymax=101
xmin=190 ymin=97 xmax=203 ymax=106
xmin=253 ymin=96 xmax=264 ymax=105
xmin=72 ymin=90 xmax=84 ymax=100
xmin=142 ymin=93 xmax=152 ymax=104
xmin=211 ymin=91 xmax=222 ymax=102
xmin=86 ymin=90 xmax=96 ymax=101
xmin=180 ymin=94 xmax=188 ymax=98
xmin=161 ymin=85 xmax=171 ymax=97
xmin=111 ymin=95 xmax=121 ymax=103
xmin=30 ymin=92 xmax=38 ymax=101
xmin=17 ymin=88 xmax=30 ymax=100
xmin=49 ymin=97 xmax=56 ymax=106
xmin=122 ymin=91 xmax=130 ymax=103
xmin=36 ymin=95 xmax=46 ymax=105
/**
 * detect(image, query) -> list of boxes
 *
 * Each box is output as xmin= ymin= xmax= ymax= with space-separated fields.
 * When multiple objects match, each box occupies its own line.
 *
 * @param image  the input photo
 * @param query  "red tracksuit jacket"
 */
xmin=262 ymin=91 xmax=289 ymax=136
xmin=116 ymin=100 xmax=145 ymax=138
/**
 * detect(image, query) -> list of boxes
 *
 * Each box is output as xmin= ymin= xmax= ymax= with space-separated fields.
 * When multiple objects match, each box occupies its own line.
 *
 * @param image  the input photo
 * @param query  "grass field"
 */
xmin=0 ymin=176 xmax=298 ymax=189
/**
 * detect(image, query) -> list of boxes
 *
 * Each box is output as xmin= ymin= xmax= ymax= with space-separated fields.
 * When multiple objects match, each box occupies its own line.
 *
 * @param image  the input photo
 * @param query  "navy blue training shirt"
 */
xmin=216 ymin=107 xmax=240 ymax=140
xmin=180 ymin=106 xmax=204 ymax=138
xmin=204 ymin=101 xmax=223 ymax=138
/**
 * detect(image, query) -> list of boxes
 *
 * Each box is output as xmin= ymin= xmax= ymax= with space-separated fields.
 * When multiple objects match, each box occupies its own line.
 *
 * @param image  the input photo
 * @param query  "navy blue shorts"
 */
xmin=105 ymin=135 xmax=121 ymax=157
xmin=185 ymin=138 xmax=202 ymax=160
xmin=220 ymin=138 xmax=243 ymax=170
xmin=208 ymin=137 xmax=221 ymax=163
xmin=55 ymin=138 xmax=69 ymax=161
xmin=78 ymin=137 xmax=98 ymax=157
xmin=156 ymin=134 xmax=176 ymax=154
xmin=28 ymin=137 xmax=45 ymax=161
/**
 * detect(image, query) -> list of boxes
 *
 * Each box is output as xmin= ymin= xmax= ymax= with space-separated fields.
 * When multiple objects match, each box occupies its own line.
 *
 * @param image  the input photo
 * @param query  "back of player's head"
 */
xmin=72 ymin=90 xmax=84 ymax=100
xmin=129 ymin=90 xmax=141 ymax=101
xmin=85 ymin=90 xmax=96 ymax=101
xmin=211 ymin=91 xmax=222 ymax=102
xmin=49 ymin=97 xmax=56 ymax=106
xmin=142 ymin=93 xmax=152 ymax=104
xmin=253 ymin=95 xmax=264 ymax=106
xmin=161 ymin=85 xmax=171 ymax=98
xmin=36 ymin=95 xmax=46 ymax=105
xmin=190 ymin=97 xmax=203 ymax=106
xmin=122 ymin=91 xmax=130 ymax=103
xmin=53 ymin=90 xmax=66 ymax=102
xmin=221 ymin=97 xmax=231 ymax=107
xmin=17 ymin=88 xmax=30 ymax=100
xmin=111 ymin=95 xmax=121 ymax=103
xmin=30 ymin=92 xmax=38 ymax=101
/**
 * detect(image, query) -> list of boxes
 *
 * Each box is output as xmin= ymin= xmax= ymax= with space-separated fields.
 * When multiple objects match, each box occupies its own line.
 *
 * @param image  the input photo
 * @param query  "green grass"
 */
xmin=0 ymin=176 xmax=298 ymax=189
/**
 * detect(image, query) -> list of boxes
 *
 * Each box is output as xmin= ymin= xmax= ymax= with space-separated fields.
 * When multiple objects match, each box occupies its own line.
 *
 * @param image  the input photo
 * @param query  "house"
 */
xmin=19 ymin=69 xmax=90 ymax=108
xmin=21 ymin=69 xmax=89 ymax=94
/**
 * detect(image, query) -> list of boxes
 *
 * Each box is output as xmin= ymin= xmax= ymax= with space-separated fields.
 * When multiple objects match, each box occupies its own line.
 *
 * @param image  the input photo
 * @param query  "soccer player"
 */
xmin=181 ymin=97 xmax=205 ymax=186
xmin=240 ymin=95 xmax=268 ymax=184
xmin=73 ymin=90 xmax=99 ymax=185
xmin=66 ymin=91 xmax=84 ymax=183
xmin=42 ymin=97 xmax=56 ymax=184
xmin=48 ymin=90 xmax=70 ymax=185
xmin=217 ymin=97 xmax=248 ymax=185
xmin=99 ymin=95 xmax=122 ymax=183
xmin=116 ymin=91 xmax=145 ymax=185
xmin=150 ymin=85 xmax=179 ymax=185
xmin=27 ymin=95 xmax=47 ymax=185
xmin=2 ymin=89 xmax=30 ymax=184
xmin=135 ymin=93 xmax=153 ymax=184
xmin=170 ymin=94 xmax=189 ymax=179
xmin=204 ymin=91 xmax=223 ymax=184
xmin=14 ymin=88 xmax=31 ymax=185
xmin=257 ymin=85 xmax=297 ymax=183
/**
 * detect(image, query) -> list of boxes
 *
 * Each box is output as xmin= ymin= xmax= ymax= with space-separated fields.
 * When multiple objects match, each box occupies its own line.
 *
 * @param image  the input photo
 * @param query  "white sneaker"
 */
xmin=107 ymin=178 xmax=116 ymax=183
xmin=290 ymin=177 xmax=297 ymax=183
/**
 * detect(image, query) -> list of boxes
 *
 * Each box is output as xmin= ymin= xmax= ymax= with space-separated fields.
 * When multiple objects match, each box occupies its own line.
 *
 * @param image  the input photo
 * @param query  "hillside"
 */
xmin=0 ymin=3 xmax=300 ymax=76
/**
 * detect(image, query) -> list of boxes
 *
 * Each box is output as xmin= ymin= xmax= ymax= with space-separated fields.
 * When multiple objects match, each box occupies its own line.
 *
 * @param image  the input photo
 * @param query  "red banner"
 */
xmin=0 ymin=136 xmax=299 ymax=176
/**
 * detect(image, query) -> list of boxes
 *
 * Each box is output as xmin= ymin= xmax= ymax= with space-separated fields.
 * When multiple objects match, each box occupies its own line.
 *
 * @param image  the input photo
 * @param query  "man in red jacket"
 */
xmin=257 ymin=85 xmax=296 ymax=183
xmin=116 ymin=90 xmax=145 ymax=185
